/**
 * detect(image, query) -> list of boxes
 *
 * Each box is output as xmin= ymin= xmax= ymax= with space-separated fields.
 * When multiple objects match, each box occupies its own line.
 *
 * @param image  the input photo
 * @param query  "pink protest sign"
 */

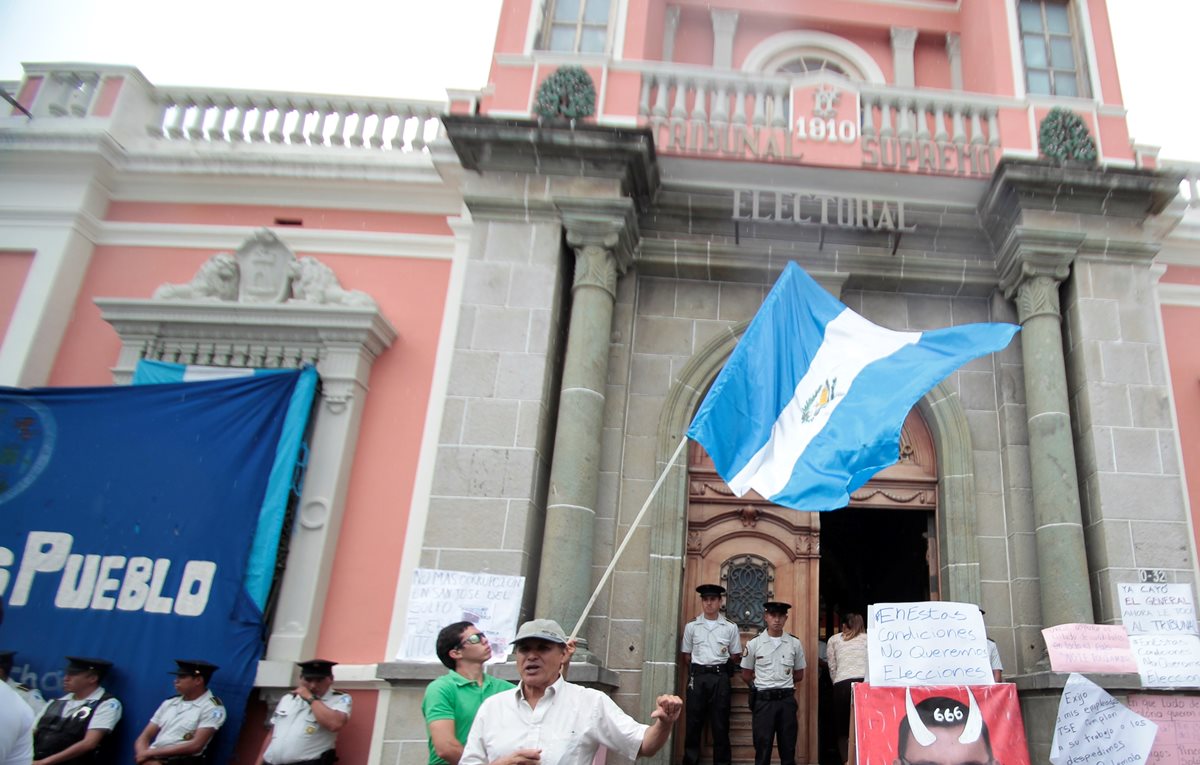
xmin=1129 ymin=694 xmax=1200 ymax=765
xmin=1043 ymin=623 xmax=1139 ymax=674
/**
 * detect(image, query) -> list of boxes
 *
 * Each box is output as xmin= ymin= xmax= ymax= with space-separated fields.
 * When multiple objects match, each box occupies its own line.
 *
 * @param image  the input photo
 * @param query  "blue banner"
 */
xmin=0 ymin=371 xmax=306 ymax=763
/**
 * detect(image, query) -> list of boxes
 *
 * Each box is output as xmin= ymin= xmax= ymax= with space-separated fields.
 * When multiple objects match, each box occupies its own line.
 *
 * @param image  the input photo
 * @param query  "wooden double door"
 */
xmin=678 ymin=410 xmax=938 ymax=764
xmin=680 ymin=441 xmax=820 ymax=764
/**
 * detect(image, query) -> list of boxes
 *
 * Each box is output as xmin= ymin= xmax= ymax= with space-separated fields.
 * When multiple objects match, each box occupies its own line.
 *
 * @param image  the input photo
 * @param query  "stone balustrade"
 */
xmin=635 ymin=64 xmax=793 ymax=130
xmin=3 ymin=64 xmax=447 ymax=154
xmin=858 ymin=84 xmax=1000 ymax=147
xmin=150 ymin=88 xmax=443 ymax=152
xmin=630 ymin=62 xmax=1007 ymax=161
xmin=1160 ymin=161 xmax=1200 ymax=207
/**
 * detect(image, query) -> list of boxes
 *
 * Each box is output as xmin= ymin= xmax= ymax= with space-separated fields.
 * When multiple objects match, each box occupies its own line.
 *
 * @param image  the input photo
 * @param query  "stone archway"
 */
xmin=637 ymin=321 xmax=981 ymax=738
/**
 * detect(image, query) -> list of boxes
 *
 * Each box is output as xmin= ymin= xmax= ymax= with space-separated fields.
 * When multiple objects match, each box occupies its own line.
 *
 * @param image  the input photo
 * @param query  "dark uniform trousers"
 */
xmin=751 ymin=689 xmax=798 ymax=765
xmin=683 ymin=664 xmax=732 ymax=765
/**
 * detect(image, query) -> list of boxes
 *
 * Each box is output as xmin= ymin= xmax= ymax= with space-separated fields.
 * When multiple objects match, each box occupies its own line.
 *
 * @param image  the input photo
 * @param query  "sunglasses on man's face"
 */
xmin=460 ymin=633 xmax=486 ymax=647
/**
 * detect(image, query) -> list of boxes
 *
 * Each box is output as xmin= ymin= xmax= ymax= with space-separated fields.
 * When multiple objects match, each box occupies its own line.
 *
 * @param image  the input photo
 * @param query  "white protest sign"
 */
xmin=1129 ymin=634 xmax=1200 ymax=688
xmin=397 ymin=568 xmax=525 ymax=663
xmin=867 ymin=601 xmax=992 ymax=686
xmin=1120 ymin=583 xmax=1199 ymax=636
xmin=1049 ymin=673 xmax=1157 ymax=765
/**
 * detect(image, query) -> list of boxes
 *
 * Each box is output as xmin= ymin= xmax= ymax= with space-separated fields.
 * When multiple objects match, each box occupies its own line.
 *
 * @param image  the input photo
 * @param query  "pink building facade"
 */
xmin=3 ymin=1 xmax=1200 ymax=763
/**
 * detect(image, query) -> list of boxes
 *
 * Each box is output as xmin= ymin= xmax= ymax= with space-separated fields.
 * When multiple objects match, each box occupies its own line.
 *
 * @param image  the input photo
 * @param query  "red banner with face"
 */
xmin=854 ymin=684 xmax=1031 ymax=765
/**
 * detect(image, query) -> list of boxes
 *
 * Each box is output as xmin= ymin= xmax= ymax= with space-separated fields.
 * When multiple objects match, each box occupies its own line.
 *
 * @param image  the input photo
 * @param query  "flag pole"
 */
xmin=569 ymin=435 xmax=690 ymax=642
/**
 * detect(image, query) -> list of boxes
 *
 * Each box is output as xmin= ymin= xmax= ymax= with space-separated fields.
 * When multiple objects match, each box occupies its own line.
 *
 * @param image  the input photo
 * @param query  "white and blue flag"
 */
xmin=687 ymin=262 xmax=1019 ymax=511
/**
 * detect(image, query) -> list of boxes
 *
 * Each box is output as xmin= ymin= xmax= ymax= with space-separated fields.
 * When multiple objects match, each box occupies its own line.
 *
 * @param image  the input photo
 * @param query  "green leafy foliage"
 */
xmin=1038 ymin=107 xmax=1098 ymax=165
xmin=534 ymin=66 xmax=596 ymax=121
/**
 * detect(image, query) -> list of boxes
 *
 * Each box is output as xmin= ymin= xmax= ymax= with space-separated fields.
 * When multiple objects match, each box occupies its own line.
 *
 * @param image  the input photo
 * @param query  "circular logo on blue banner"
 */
xmin=0 ymin=397 xmax=56 ymax=506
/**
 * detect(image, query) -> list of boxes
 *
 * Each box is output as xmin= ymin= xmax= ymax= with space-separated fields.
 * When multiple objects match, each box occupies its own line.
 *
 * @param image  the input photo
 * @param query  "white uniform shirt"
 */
xmin=461 ymin=676 xmax=647 ymax=765
xmin=262 ymin=689 xmax=352 ymax=764
xmin=742 ymin=632 xmax=806 ymax=689
xmin=988 ymin=639 xmax=1003 ymax=673
xmin=0 ymin=682 xmax=33 ymax=765
xmin=680 ymin=614 xmax=741 ymax=666
xmin=35 ymin=687 xmax=122 ymax=732
xmin=5 ymin=678 xmax=46 ymax=716
xmin=148 ymin=690 xmax=226 ymax=750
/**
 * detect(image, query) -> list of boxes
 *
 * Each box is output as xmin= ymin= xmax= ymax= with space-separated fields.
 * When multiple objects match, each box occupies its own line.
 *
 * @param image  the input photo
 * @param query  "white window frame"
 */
xmin=536 ymin=0 xmax=618 ymax=55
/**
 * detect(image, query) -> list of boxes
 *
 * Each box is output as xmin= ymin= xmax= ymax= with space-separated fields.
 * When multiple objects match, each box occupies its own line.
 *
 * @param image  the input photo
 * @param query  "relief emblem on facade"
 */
xmin=153 ymin=229 xmax=376 ymax=308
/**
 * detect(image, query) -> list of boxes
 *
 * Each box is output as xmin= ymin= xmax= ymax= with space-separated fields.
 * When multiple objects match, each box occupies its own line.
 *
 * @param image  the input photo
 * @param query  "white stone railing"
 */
xmin=3 ymin=65 xmax=450 ymax=154
xmin=636 ymin=64 xmax=793 ymax=128
xmin=149 ymin=87 xmax=444 ymax=152
xmin=858 ymin=84 xmax=999 ymax=146
xmin=631 ymin=63 xmax=1004 ymax=150
xmin=1160 ymin=161 xmax=1200 ymax=207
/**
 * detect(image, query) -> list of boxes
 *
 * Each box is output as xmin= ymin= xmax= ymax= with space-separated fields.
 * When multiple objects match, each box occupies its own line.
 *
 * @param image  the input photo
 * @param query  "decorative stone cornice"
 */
xmin=980 ymin=157 xmax=1183 ymax=228
xmin=558 ymin=198 xmax=638 ymax=274
xmin=95 ymin=299 xmax=398 ymax=388
xmin=994 ymin=227 xmax=1082 ymax=300
xmin=442 ymin=115 xmax=660 ymax=212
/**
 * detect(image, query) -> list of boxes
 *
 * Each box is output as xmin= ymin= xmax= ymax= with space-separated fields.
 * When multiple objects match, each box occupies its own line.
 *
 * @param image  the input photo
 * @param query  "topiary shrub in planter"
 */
xmin=1038 ymin=107 xmax=1098 ymax=165
xmin=534 ymin=66 xmax=596 ymax=122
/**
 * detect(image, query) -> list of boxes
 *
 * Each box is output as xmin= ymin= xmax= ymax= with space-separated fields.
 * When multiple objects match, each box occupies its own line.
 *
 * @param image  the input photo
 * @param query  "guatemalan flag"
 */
xmin=687 ymin=262 xmax=1019 ymax=511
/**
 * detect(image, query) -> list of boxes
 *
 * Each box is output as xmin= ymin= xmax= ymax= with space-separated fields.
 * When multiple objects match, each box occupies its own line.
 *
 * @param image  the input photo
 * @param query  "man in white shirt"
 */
xmin=741 ymin=602 xmax=806 ymax=765
xmin=258 ymin=659 xmax=351 ymax=765
xmin=32 ymin=657 xmax=122 ymax=765
xmin=1 ymin=652 xmax=46 ymax=716
xmin=0 ymin=601 xmax=34 ymax=765
xmin=133 ymin=660 xmax=226 ymax=765
xmin=680 ymin=583 xmax=741 ymax=765
xmin=461 ymin=619 xmax=683 ymax=765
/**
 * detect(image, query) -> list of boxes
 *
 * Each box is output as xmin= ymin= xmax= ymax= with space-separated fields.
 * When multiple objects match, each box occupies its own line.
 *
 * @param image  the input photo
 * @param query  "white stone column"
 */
xmin=891 ymin=27 xmax=918 ymax=88
xmin=946 ymin=33 xmax=963 ymax=91
xmin=711 ymin=9 xmax=739 ymax=70
xmin=662 ymin=6 xmax=681 ymax=63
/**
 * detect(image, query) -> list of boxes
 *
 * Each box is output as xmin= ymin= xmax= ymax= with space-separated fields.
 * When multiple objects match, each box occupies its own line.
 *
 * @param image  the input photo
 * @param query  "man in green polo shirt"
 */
xmin=422 ymin=622 xmax=514 ymax=765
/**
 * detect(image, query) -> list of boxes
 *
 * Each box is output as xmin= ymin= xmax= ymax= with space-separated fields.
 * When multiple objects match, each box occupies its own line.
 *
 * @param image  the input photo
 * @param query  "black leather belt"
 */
xmin=757 ymin=688 xmax=794 ymax=700
xmin=691 ymin=664 xmax=728 ymax=675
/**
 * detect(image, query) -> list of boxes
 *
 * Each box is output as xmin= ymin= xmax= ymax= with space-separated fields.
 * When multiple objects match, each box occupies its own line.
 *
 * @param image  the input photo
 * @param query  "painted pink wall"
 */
xmin=913 ymin=37 xmax=951 ymax=90
xmin=13 ymin=76 xmax=41 ymax=116
xmin=624 ymin=0 xmax=655 ymax=60
xmin=312 ymin=253 xmax=449 ymax=661
xmin=1162 ymin=303 xmax=1200 ymax=574
xmin=93 ymin=76 xmax=124 ymax=118
xmin=958 ymin=1 xmax=1013 ymax=95
xmin=1086 ymin=0 xmax=1124 ymax=106
xmin=1165 ymin=265 xmax=1200 ymax=286
xmin=105 ymin=202 xmax=452 ymax=235
xmin=0 ymin=251 xmax=34 ymax=348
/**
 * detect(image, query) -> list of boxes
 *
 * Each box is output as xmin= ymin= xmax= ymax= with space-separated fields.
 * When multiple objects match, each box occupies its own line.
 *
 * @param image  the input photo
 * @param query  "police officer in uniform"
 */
xmin=0 ymin=651 xmax=45 ymax=715
xmin=32 ymin=656 xmax=122 ymax=765
xmin=133 ymin=660 xmax=226 ymax=765
xmin=258 ymin=659 xmax=351 ymax=765
xmin=680 ymin=583 xmax=741 ymax=765
xmin=741 ymin=602 xmax=806 ymax=765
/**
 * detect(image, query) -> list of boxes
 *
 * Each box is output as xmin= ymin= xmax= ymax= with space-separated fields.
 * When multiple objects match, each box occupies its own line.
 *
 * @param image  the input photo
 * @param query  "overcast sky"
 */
xmin=0 ymin=0 xmax=1195 ymax=160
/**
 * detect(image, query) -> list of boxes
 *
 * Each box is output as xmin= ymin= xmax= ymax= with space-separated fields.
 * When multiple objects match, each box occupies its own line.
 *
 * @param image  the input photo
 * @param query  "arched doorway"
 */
xmin=677 ymin=410 xmax=937 ymax=765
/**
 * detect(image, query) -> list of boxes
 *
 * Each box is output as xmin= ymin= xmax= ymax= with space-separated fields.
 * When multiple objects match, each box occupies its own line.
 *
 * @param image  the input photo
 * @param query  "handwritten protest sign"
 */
xmin=1050 ymin=673 xmax=1157 ymax=765
xmin=1129 ymin=693 xmax=1200 ymax=765
xmin=868 ymin=601 xmax=992 ymax=687
xmin=1043 ymin=623 xmax=1139 ymax=674
xmin=397 ymin=568 xmax=525 ymax=663
xmin=1120 ymin=583 xmax=1199 ymax=636
xmin=1129 ymin=634 xmax=1200 ymax=688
